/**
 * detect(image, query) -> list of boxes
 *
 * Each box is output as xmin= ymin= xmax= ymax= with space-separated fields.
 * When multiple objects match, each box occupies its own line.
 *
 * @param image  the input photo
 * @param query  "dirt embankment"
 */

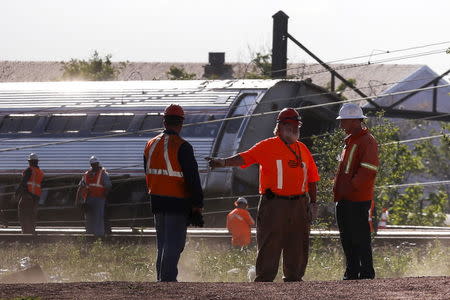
xmin=0 ymin=276 xmax=449 ymax=300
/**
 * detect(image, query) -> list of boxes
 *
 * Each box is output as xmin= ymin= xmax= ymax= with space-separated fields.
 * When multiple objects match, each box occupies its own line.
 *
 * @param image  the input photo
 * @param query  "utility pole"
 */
xmin=271 ymin=11 xmax=288 ymax=79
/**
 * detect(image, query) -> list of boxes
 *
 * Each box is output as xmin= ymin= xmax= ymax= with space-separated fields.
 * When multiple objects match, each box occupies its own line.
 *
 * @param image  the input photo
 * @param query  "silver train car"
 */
xmin=0 ymin=79 xmax=340 ymax=226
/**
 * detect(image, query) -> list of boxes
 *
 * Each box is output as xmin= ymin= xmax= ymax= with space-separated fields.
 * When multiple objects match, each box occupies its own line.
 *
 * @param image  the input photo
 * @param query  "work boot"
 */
xmin=342 ymin=270 xmax=359 ymax=280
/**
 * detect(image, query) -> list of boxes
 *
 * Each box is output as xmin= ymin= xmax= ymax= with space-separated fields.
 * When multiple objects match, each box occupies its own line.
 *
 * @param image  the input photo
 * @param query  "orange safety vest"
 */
xmin=226 ymin=208 xmax=255 ymax=247
xmin=144 ymin=133 xmax=189 ymax=199
xmin=239 ymin=137 xmax=320 ymax=196
xmin=26 ymin=166 xmax=44 ymax=197
xmin=83 ymin=168 xmax=106 ymax=199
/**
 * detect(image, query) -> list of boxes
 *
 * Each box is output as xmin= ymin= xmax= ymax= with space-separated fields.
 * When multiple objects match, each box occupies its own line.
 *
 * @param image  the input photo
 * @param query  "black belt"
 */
xmin=264 ymin=189 xmax=306 ymax=200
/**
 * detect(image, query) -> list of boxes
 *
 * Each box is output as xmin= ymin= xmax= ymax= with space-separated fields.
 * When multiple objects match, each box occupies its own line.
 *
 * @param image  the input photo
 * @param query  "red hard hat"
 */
xmin=164 ymin=104 xmax=184 ymax=118
xmin=277 ymin=108 xmax=301 ymax=124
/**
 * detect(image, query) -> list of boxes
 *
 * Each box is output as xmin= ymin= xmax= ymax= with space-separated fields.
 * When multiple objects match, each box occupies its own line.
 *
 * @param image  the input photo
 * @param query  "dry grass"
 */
xmin=0 ymin=238 xmax=448 ymax=283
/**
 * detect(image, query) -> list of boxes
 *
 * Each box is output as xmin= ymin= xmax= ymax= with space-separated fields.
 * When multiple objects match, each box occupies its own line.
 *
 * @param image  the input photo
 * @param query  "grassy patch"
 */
xmin=0 ymin=239 xmax=448 ymax=282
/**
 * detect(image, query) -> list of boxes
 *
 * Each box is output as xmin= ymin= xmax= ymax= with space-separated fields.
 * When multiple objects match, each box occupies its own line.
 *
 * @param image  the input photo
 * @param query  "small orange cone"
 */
xmin=378 ymin=208 xmax=388 ymax=229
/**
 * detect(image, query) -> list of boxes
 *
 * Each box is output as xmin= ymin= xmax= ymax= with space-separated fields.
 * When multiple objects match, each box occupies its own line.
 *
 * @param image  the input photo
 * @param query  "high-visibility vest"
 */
xmin=83 ymin=168 xmax=106 ymax=198
xmin=144 ymin=133 xmax=189 ymax=199
xmin=26 ymin=166 xmax=44 ymax=197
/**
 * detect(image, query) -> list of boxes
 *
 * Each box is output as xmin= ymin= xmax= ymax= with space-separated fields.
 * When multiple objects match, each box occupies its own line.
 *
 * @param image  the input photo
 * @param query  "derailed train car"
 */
xmin=0 ymin=79 xmax=340 ymax=226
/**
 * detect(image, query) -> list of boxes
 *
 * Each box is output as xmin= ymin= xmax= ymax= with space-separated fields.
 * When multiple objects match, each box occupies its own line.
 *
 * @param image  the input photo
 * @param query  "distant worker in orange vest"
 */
xmin=15 ymin=153 xmax=44 ymax=234
xmin=226 ymin=197 xmax=255 ymax=248
xmin=144 ymin=104 xmax=204 ymax=282
xmin=76 ymin=156 xmax=111 ymax=237
xmin=207 ymin=108 xmax=320 ymax=282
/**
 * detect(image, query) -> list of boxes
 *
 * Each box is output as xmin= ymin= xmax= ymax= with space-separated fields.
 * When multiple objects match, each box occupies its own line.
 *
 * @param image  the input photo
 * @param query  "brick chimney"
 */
xmin=203 ymin=52 xmax=233 ymax=79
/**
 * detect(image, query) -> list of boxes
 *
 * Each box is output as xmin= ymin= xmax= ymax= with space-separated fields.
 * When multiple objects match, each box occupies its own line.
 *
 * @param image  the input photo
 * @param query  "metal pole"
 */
xmin=271 ymin=11 xmax=288 ymax=78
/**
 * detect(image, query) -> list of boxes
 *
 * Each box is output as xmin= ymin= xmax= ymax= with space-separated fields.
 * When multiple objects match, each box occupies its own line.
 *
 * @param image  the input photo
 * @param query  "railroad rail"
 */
xmin=1 ymin=226 xmax=449 ymax=243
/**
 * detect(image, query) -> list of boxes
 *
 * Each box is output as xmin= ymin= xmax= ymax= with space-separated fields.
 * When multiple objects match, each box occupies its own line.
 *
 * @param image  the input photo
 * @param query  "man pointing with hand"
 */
xmin=207 ymin=108 xmax=320 ymax=282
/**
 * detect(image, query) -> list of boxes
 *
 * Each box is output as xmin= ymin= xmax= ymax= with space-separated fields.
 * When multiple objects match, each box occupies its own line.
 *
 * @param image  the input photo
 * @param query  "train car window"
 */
xmin=225 ymin=94 xmax=258 ymax=134
xmin=92 ymin=113 xmax=134 ymax=132
xmin=45 ymin=114 xmax=86 ymax=133
xmin=182 ymin=114 xmax=223 ymax=137
xmin=224 ymin=115 xmax=243 ymax=134
xmin=0 ymin=114 xmax=39 ymax=133
xmin=140 ymin=114 xmax=163 ymax=132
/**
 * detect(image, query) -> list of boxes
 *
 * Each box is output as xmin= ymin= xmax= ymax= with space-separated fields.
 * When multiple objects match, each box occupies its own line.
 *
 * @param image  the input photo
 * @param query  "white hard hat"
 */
xmin=235 ymin=197 xmax=248 ymax=205
xmin=336 ymin=103 xmax=367 ymax=120
xmin=89 ymin=156 xmax=99 ymax=164
xmin=28 ymin=153 xmax=39 ymax=161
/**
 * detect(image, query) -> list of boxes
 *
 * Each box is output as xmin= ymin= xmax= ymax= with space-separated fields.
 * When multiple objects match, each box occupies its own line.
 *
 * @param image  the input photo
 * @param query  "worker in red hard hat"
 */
xmin=144 ymin=103 xmax=204 ymax=282
xmin=207 ymin=107 xmax=320 ymax=282
xmin=277 ymin=108 xmax=303 ymax=125
xmin=164 ymin=104 xmax=185 ymax=118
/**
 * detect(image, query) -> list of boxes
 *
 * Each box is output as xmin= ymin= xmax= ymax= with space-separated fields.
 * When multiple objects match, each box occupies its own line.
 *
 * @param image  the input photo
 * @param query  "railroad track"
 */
xmin=1 ymin=225 xmax=449 ymax=243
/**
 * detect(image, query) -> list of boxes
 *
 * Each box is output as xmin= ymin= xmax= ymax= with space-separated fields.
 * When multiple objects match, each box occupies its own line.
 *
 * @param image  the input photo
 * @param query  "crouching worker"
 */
xmin=144 ymin=104 xmax=204 ymax=282
xmin=16 ymin=153 xmax=44 ymax=234
xmin=76 ymin=156 xmax=111 ymax=237
xmin=227 ymin=197 xmax=255 ymax=248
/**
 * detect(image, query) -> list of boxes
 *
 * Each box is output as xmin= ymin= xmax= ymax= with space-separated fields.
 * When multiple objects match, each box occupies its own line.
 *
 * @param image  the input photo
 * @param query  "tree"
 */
xmin=61 ymin=51 xmax=126 ymax=81
xmin=244 ymin=52 xmax=272 ymax=79
xmin=166 ymin=65 xmax=196 ymax=80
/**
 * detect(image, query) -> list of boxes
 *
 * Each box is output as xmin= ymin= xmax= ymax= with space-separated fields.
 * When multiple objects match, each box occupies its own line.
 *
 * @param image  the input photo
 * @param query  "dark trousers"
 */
xmin=85 ymin=197 xmax=105 ymax=237
xmin=154 ymin=212 xmax=188 ymax=282
xmin=255 ymin=194 xmax=310 ymax=282
xmin=18 ymin=193 xmax=39 ymax=234
xmin=336 ymin=200 xmax=375 ymax=280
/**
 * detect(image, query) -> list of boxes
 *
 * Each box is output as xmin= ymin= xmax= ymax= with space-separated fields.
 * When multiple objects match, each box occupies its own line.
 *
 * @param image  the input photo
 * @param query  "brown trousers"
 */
xmin=18 ymin=193 xmax=39 ymax=234
xmin=255 ymin=194 xmax=311 ymax=282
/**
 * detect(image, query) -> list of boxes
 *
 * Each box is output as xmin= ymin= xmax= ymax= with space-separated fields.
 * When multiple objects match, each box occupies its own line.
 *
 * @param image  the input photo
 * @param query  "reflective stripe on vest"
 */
xmin=85 ymin=169 xmax=104 ymax=188
xmin=345 ymin=144 xmax=358 ymax=174
xmin=146 ymin=134 xmax=184 ymax=178
xmin=84 ymin=168 xmax=106 ymax=198
xmin=361 ymin=162 xmax=378 ymax=172
xmin=144 ymin=133 xmax=188 ymax=198
xmin=276 ymin=160 xmax=283 ymax=189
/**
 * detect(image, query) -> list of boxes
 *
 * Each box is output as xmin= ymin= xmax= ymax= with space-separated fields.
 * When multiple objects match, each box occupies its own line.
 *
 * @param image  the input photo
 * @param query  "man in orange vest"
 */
xmin=144 ymin=104 xmax=204 ymax=282
xmin=15 ymin=153 xmax=44 ymax=234
xmin=333 ymin=103 xmax=379 ymax=280
xmin=226 ymin=197 xmax=255 ymax=248
xmin=207 ymin=108 xmax=320 ymax=282
xmin=76 ymin=156 xmax=111 ymax=237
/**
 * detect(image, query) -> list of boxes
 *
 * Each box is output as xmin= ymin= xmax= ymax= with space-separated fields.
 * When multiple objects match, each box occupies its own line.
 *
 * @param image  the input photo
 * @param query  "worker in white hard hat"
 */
xmin=226 ymin=197 xmax=255 ymax=248
xmin=76 ymin=156 xmax=111 ymax=237
xmin=15 ymin=153 xmax=44 ymax=234
xmin=334 ymin=103 xmax=379 ymax=280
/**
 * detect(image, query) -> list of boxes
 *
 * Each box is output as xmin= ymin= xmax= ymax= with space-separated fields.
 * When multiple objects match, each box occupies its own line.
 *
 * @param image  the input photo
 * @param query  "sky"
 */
xmin=1 ymin=0 xmax=449 ymax=75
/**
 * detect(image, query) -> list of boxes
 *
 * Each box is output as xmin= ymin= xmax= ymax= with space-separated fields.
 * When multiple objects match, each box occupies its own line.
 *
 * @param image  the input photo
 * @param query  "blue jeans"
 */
xmin=85 ymin=197 xmax=105 ymax=237
xmin=154 ymin=212 xmax=188 ymax=282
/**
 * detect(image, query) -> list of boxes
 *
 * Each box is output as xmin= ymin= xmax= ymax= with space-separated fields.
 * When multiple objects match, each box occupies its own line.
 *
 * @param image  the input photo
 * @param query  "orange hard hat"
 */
xmin=277 ymin=108 xmax=301 ymax=124
xmin=164 ymin=104 xmax=184 ymax=118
